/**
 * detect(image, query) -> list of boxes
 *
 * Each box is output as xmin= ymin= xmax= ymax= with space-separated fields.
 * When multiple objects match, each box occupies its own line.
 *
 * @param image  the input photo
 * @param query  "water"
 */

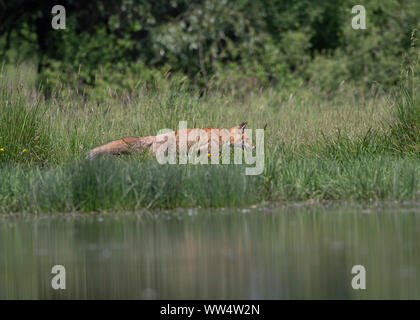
xmin=1 ymin=203 xmax=420 ymax=299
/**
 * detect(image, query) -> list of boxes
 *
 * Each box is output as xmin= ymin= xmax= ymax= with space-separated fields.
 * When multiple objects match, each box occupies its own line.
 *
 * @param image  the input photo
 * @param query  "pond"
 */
xmin=1 ymin=203 xmax=420 ymax=299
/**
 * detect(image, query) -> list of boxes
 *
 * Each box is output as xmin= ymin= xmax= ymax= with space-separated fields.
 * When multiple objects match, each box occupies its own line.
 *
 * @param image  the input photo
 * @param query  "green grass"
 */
xmin=0 ymin=54 xmax=419 ymax=212
xmin=0 ymin=65 xmax=54 ymax=165
xmin=1 ymin=155 xmax=420 ymax=213
xmin=0 ymin=158 xmax=261 ymax=212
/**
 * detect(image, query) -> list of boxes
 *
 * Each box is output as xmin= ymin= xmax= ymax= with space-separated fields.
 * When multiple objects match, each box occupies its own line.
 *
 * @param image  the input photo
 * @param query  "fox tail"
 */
xmin=86 ymin=137 xmax=152 ymax=160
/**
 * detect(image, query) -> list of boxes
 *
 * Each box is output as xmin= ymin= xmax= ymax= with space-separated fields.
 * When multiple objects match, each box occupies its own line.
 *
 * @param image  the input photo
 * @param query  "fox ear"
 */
xmin=238 ymin=122 xmax=247 ymax=130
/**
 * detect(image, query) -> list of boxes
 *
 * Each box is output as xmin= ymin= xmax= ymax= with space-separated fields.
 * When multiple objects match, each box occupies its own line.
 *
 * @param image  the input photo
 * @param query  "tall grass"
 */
xmin=0 ymin=43 xmax=419 ymax=212
xmin=0 ymin=158 xmax=261 ymax=212
xmin=1 ymin=155 xmax=420 ymax=213
xmin=0 ymin=65 xmax=53 ymax=165
xmin=388 ymin=42 xmax=420 ymax=155
xmin=21 ymin=75 xmax=393 ymax=163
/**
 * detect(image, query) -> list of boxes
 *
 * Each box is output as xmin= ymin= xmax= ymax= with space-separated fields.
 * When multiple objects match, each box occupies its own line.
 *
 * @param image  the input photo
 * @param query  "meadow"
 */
xmin=0 ymin=59 xmax=419 ymax=213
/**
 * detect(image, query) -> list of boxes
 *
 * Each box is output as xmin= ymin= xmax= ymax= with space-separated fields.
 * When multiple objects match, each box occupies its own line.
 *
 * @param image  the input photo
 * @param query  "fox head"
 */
xmin=229 ymin=122 xmax=255 ymax=150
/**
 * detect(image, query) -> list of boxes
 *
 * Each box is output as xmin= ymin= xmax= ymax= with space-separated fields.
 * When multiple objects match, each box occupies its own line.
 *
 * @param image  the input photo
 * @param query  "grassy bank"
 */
xmin=1 ymin=156 xmax=420 ymax=213
xmin=0 ymin=57 xmax=419 ymax=212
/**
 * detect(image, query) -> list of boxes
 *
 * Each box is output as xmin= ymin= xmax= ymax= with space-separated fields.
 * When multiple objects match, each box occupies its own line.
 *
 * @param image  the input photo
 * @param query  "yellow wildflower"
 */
xmin=22 ymin=148 xmax=28 ymax=153
xmin=0 ymin=147 xmax=4 ymax=151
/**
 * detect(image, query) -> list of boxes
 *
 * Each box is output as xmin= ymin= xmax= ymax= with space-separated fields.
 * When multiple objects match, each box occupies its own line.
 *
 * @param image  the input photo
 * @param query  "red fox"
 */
xmin=87 ymin=122 xmax=255 ymax=159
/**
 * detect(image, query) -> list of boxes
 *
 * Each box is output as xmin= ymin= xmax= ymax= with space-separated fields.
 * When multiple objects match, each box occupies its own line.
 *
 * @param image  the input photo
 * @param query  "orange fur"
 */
xmin=87 ymin=123 xmax=254 ymax=159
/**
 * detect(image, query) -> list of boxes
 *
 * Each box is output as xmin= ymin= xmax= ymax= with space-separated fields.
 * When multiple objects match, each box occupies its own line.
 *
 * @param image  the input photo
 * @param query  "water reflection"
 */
xmin=0 ymin=204 xmax=420 ymax=299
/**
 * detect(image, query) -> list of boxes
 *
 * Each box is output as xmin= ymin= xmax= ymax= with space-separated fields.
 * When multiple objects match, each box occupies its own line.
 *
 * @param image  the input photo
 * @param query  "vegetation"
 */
xmin=0 ymin=1 xmax=420 ymax=212
xmin=0 ymin=42 xmax=419 ymax=212
xmin=1 ymin=1 xmax=419 ymax=95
